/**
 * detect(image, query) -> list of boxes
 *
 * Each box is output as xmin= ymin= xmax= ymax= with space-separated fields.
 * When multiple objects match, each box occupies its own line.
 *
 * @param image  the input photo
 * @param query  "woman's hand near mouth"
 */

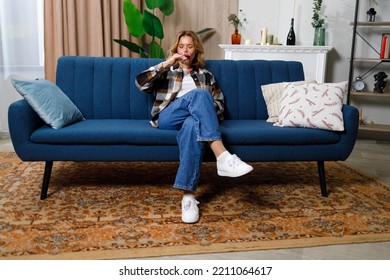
xmin=162 ymin=52 xmax=191 ymax=69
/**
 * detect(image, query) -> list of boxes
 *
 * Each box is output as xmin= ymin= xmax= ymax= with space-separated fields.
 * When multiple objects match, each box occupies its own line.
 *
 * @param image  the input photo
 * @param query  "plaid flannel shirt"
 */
xmin=135 ymin=62 xmax=225 ymax=127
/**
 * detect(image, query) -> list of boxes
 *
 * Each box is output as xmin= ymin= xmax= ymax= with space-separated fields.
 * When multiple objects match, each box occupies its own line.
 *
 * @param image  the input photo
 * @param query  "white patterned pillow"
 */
xmin=276 ymin=82 xmax=347 ymax=131
xmin=261 ymin=80 xmax=315 ymax=122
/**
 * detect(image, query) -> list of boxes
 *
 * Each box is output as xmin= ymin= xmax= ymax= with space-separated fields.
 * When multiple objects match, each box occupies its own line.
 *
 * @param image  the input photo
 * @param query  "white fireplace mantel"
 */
xmin=219 ymin=45 xmax=334 ymax=83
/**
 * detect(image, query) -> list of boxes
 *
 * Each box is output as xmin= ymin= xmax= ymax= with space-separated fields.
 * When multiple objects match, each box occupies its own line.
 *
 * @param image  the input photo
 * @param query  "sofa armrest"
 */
xmin=339 ymin=104 xmax=359 ymax=160
xmin=8 ymin=99 xmax=45 ymax=160
xmin=342 ymin=104 xmax=359 ymax=136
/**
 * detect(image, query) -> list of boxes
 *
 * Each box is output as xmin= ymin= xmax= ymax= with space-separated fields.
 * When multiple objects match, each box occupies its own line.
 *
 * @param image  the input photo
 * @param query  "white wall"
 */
xmin=239 ymin=0 xmax=390 ymax=82
xmin=239 ymin=0 xmax=390 ymax=127
xmin=239 ymin=0 xmax=355 ymax=82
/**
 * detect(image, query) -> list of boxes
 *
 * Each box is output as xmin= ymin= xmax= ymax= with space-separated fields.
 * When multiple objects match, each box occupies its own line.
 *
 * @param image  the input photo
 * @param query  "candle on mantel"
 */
xmin=261 ymin=27 xmax=267 ymax=45
xmin=245 ymin=39 xmax=252 ymax=45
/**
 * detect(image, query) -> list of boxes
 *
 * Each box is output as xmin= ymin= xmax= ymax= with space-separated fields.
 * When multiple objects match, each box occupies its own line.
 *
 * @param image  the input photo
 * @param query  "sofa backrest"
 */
xmin=56 ymin=56 xmax=304 ymax=120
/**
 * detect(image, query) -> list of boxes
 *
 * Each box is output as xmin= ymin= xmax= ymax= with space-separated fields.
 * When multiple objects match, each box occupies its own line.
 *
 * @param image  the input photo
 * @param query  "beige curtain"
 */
xmin=44 ymin=0 xmax=139 ymax=82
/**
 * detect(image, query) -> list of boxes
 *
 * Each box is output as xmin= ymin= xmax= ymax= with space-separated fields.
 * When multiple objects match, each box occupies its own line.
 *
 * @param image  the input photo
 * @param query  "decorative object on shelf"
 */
xmin=228 ymin=10 xmax=247 ymax=45
xmin=359 ymin=109 xmax=364 ymax=126
xmin=286 ymin=18 xmax=296 ymax=45
xmin=286 ymin=0 xmax=296 ymax=45
xmin=261 ymin=27 xmax=268 ymax=45
xmin=367 ymin=8 xmax=377 ymax=22
xmin=373 ymin=71 xmax=388 ymax=93
xmin=353 ymin=76 xmax=366 ymax=92
xmin=312 ymin=0 xmax=326 ymax=46
xmin=313 ymin=27 xmax=325 ymax=46
xmin=380 ymin=33 xmax=390 ymax=59
xmin=267 ymin=34 xmax=274 ymax=45
xmin=231 ymin=29 xmax=241 ymax=45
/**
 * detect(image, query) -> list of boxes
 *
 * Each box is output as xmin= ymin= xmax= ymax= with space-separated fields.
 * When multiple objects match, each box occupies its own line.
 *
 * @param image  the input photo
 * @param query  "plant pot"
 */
xmin=231 ymin=29 xmax=241 ymax=45
xmin=313 ymin=27 xmax=325 ymax=46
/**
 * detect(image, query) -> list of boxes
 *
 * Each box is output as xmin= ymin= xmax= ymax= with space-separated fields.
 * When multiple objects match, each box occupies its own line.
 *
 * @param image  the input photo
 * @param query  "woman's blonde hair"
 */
xmin=169 ymin=30 xmax=205 ymax=68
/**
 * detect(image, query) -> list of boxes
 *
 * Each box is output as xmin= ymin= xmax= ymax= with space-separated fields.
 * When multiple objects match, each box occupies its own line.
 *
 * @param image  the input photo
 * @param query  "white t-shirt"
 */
xmin=177 ymin=69 xmax=197 ymax=98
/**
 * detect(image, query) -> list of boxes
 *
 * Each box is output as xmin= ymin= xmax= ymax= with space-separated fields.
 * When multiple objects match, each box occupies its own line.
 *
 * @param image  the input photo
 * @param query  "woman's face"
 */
xmin=177 ymin=35 xmax=195 ymax=66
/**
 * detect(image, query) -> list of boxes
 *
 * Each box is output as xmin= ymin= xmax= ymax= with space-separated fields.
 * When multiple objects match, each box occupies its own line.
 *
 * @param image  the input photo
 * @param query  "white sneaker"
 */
xmin=217 ymin=153 xmax=253 ymax=177
xmin=181 ymin=194 xmax=200 ymax=223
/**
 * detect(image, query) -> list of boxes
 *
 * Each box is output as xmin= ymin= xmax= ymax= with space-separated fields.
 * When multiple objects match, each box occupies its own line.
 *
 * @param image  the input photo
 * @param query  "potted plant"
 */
xmin=114 ymin=0 xmax=175 ymax=58
xmin=114 ymin=0 xmax=215 ymax=58
xmin=228 ymin=10 xmax=247 ymax=44
xmin=312 ymin=0 xmax=326 ymax=46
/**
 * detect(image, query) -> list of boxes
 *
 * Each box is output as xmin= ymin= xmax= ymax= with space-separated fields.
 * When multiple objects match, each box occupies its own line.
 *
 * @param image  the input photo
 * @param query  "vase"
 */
xmin=231 ymin=29 xmax=241 ymax=45
xmin=313 ymin=27 xmax=325 ymax=46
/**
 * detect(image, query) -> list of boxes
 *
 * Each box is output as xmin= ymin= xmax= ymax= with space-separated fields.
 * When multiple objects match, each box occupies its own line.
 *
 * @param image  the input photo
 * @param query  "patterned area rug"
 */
xmin=0 ymin=151 xmax=389 ymax=259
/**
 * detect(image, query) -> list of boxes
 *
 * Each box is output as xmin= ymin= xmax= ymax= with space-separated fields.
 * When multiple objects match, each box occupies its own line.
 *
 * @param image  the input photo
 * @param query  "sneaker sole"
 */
xmin=217 ymin=166 xmax=253 ymax=177
xmin=182 ymin=216 xmax=199 ymax=223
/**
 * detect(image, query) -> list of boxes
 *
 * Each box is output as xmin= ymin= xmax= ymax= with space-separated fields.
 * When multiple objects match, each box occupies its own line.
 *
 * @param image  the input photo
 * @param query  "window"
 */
xmin=0 ymin=0 xmax=44 ymax=131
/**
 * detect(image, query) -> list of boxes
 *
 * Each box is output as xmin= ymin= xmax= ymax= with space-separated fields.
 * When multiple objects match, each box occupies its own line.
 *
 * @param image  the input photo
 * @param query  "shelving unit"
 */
xmin=350 ymin=92 xmax=390 ymax=97
xmin=347 ymin=0 xmax=390 ymax=139
xmin=351 ymin=21 xmax=390 ymax=26
xmin=352 ymin=58 xmax=390 ymax=62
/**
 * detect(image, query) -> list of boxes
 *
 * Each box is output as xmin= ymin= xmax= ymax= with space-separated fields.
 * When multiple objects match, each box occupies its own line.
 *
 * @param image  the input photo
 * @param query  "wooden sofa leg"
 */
xmin=317 ymin=161 xmax=328 ymax=197
xmin=40 ymin=161 xmax=53 ymax=200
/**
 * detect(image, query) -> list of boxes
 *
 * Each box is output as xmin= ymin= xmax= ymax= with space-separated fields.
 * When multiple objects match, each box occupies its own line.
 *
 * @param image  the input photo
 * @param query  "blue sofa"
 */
xmin=8 ymin=56 xmax=359 ymax=199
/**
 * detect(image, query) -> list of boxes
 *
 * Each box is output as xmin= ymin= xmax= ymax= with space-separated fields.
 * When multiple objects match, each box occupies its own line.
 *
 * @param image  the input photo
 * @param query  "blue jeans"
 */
xmin=158 ymin=89 xmax=222 ymax=191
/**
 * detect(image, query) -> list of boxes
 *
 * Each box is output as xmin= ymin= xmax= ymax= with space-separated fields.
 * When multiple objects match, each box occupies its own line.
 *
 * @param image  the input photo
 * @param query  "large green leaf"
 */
xmin=113 ymin=39 xmax=147 ymax=58
xmin=123 ymin=0 xmax=145 ymax=38
xmin=149 ymin=40 xmax=165 ymax=58
xmin=159 ymin=0 xmax=174 ymax=16
xmin=145 ymin=0 xmax=165 ymax=9
xmin=142 ymin=10 xmax=164 ymax=40
xmin=197 ymin=28 xmax=214 ymax=35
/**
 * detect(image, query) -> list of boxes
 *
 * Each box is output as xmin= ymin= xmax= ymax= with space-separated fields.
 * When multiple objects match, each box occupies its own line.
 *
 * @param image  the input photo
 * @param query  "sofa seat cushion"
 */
xmin=31 ymin=119 xmax=178 ymax=145
xmin=31 ymin=119 xmax=341 ymax=146
xmin=220 ymin=120 xmax=340 ymax=145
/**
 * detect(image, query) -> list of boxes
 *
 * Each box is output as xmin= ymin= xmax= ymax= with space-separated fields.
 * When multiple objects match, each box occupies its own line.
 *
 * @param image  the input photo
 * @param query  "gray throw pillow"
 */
xmin=12 ymin=79 xmax=85 ymax=129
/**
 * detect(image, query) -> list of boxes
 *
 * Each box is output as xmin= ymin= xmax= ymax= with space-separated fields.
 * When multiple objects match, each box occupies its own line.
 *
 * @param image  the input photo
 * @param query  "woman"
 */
xmin=136 ymin=31 xmax=253 ymax=223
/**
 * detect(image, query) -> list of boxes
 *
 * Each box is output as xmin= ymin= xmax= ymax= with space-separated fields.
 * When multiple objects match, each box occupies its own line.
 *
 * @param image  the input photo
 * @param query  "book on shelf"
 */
xmin=380 ymin=33 xmax=390 ymax=59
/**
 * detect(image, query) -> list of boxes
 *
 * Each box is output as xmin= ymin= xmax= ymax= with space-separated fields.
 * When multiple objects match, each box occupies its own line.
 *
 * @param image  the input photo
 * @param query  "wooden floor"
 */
xmin=1 ymin=132 xmax=389 ymax=259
